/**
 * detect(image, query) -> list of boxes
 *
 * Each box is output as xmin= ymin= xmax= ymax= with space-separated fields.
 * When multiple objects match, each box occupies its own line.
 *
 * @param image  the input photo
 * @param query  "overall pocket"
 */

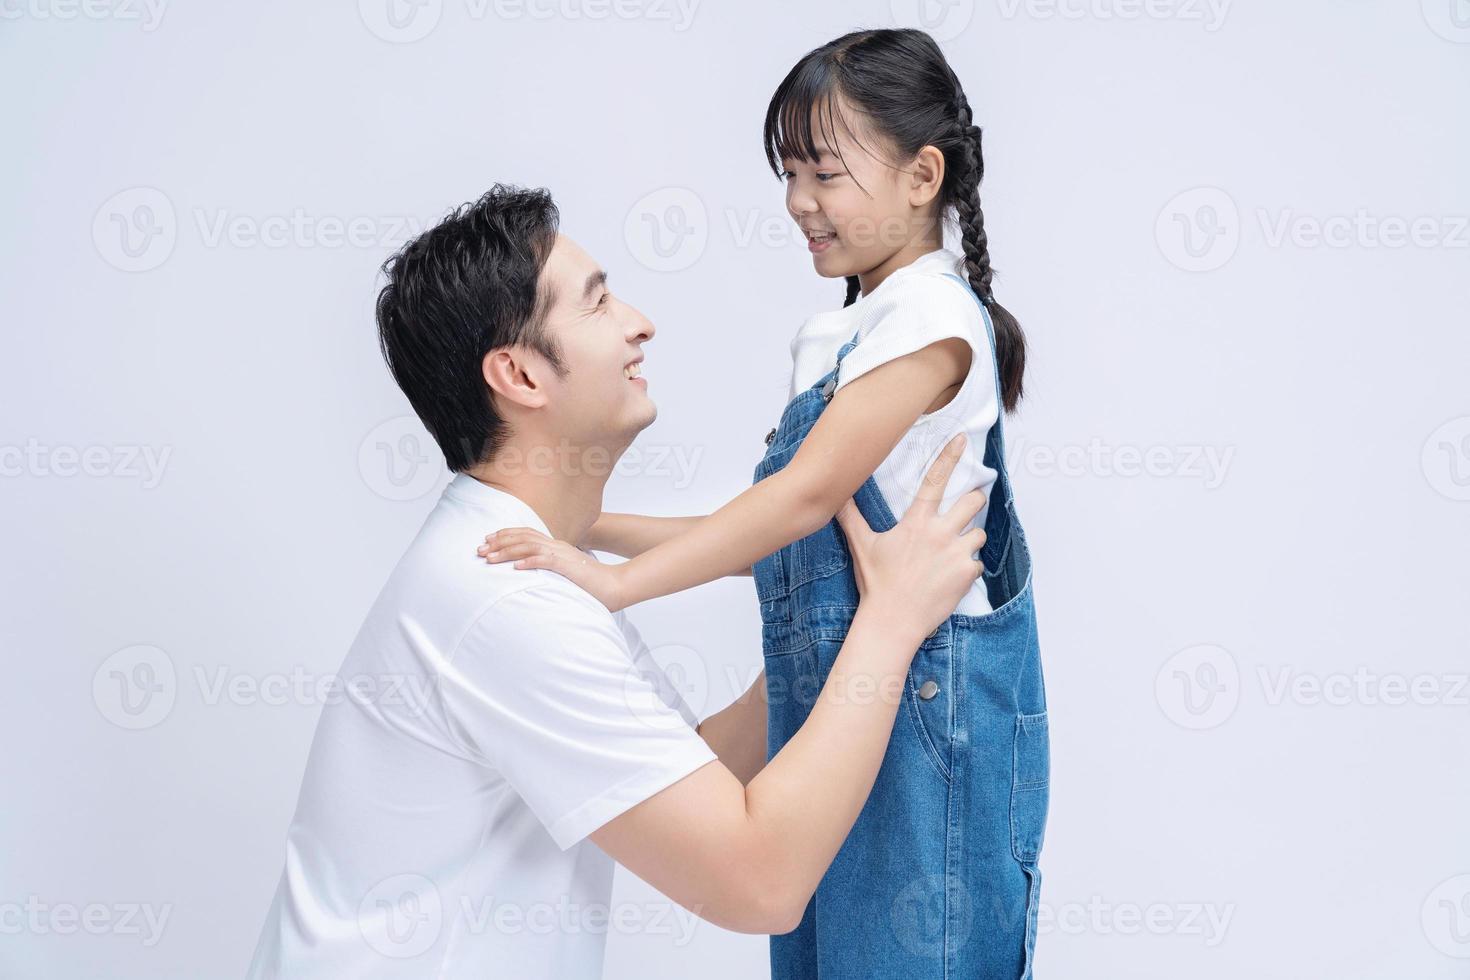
xmin=1011 ymin=710 xmax=1049 ymax=978
xmin=786 ymin=475 xmax=890 ymax=593
xmin=1010 ymin=711 xmax=1049 ymax=863
xmin=903 ymin=637 xmax=956 ymax=783
xmin=752 ymin=548 xmax=787 ymax=604
xmin=788 ymin=516 xmax=852 ymax=590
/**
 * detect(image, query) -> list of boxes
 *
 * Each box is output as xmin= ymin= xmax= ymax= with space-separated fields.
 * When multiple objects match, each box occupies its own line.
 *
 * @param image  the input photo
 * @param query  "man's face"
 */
xmin=534 ymin=234 xmax=656 ymax=450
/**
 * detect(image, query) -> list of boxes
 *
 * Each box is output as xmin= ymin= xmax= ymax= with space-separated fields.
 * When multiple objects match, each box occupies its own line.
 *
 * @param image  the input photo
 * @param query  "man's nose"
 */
xmin=625 ymin=306 xmax=655 ymax=344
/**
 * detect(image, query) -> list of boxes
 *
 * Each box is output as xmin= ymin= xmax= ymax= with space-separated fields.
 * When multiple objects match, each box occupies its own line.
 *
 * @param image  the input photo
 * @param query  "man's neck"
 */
xmin=463 ymin=437 xmax=618 ymax=546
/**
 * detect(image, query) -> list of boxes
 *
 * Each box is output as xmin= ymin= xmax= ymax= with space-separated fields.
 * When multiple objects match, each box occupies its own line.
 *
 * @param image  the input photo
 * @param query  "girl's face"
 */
xmin=779 ymin=104 xmax=942 ymax=283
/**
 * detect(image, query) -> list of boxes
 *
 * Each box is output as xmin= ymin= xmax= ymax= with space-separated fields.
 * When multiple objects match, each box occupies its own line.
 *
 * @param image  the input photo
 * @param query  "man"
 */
xmin=246 ymin=184 xmax=983 ymax=978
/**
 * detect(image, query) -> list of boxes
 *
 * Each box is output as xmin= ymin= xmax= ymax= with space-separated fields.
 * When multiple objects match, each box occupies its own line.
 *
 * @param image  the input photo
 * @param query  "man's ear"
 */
xmin=909 ymin=145 xmax=946 ymax=209
xmin=483 ymin=347 xmax=550 ymax=410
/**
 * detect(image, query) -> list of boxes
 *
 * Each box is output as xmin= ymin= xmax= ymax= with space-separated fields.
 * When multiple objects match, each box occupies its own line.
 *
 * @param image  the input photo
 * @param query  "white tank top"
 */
xmin=787 ymin=248 xmax=999 ymax=614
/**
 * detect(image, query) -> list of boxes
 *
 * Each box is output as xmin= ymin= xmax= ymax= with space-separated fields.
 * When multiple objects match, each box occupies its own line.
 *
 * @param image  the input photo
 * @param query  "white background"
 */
xmin=3 ymin=0 xmax=1469 ymax=977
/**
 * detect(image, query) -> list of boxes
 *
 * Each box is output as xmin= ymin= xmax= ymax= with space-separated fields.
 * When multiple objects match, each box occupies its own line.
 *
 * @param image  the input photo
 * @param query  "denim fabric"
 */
xmin=754 ymin=274 xmax=1049 ymax=978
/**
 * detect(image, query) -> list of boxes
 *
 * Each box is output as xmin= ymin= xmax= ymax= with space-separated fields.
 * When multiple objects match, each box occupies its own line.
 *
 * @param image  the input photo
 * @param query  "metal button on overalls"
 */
xmin=917 ymin=679 xmax=940 ymax=701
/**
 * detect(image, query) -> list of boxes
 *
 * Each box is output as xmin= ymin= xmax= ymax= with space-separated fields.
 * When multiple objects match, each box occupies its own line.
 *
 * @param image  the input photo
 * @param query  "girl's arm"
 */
xmin=483 ymin=337 xmax=972 ymax=611
xmin=584 ymin=513 xmax=753 ymax=576
xmin=582 ymin=513 xmax=698 ymax=558
xmin=582 ymin=513 xmax=753 ymax=576
xmin=694 ymin=671 xmax=767 ymax=785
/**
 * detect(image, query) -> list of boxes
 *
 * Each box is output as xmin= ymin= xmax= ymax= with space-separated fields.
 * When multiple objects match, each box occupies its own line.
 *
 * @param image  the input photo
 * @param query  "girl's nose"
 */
xmin=787 ymin=185 xmax=817 ymax=218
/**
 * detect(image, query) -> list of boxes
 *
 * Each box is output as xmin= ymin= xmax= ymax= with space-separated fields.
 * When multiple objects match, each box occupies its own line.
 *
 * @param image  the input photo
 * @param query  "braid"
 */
xmin=950 ymin=83 xmax=1026 ymax=412
xmin=842 ymin=275 xmax=861 ymax=307
xmin=951 ymin=92 xmax=993 ymax=305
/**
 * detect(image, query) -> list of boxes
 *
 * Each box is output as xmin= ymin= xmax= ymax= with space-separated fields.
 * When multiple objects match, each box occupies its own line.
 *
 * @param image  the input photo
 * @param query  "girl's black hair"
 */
xmin=763 ymin=28 xmax=1027 ymax=413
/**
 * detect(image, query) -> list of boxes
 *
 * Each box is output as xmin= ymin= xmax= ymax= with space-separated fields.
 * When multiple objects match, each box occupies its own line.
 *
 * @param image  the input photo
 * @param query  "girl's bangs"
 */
xmin=763 ymin=62 xmax=855 ymax=175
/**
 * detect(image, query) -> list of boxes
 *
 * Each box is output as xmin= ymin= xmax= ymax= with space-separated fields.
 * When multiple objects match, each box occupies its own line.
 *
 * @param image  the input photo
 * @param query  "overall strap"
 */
xmin=817 ymin=330 xmax=864 ymax=401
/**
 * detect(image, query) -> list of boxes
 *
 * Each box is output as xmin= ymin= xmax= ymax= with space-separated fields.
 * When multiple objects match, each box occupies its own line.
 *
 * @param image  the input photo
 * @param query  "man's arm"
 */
xmin=695 ymin=671 xmax=766 ymax=785
xmin=591 ymin=605 xmax=921 ymax=934
xmin=589 ymin=436 xmax=986 ymax=935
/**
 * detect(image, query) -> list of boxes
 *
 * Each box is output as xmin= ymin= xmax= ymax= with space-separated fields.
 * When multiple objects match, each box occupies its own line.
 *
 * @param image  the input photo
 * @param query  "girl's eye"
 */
xmin=816 ymin=172 xmax=840 ymax=182
xmin=779 ymin=170 xmax=795 ymax=181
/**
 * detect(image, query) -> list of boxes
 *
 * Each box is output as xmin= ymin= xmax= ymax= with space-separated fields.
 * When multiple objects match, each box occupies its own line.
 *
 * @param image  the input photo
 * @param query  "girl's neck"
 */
xmin=855 ymin=237 xmax=946 ymax=298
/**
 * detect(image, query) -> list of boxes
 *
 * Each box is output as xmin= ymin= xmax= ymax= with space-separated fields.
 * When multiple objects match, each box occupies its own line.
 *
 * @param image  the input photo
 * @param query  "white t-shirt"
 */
xmin=246 ymin=474 xmax=718 ymax=979
xmin=788 ymin=248 xmax=999 ymax=614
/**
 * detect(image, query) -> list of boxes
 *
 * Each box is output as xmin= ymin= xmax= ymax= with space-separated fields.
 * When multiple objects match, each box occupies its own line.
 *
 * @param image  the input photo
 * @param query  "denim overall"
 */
xmin=753 ymin=273 xmax=1049 ymax=979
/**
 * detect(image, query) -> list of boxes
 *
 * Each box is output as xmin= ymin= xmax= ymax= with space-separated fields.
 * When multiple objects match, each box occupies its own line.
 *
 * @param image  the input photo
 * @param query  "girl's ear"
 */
xmin=483 ymin=348 xmax=551 ymax=410
xmin=909 ymin=145 xmax=946 ymax=209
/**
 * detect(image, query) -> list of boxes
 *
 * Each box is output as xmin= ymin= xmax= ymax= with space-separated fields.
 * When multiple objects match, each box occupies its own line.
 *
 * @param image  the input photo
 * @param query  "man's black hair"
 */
xmin=375 ymin=184 xmax=566 ymax=472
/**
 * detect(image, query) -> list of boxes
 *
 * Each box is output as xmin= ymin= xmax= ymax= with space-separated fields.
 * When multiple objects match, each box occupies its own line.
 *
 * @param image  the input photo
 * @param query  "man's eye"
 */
xmin=598 ymin=292 xmax=610 ymax=307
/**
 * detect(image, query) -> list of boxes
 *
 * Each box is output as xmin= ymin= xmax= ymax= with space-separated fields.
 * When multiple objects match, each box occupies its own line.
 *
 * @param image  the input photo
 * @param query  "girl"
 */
xmin=481 ymin=28 xmax=1048 ymax=979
